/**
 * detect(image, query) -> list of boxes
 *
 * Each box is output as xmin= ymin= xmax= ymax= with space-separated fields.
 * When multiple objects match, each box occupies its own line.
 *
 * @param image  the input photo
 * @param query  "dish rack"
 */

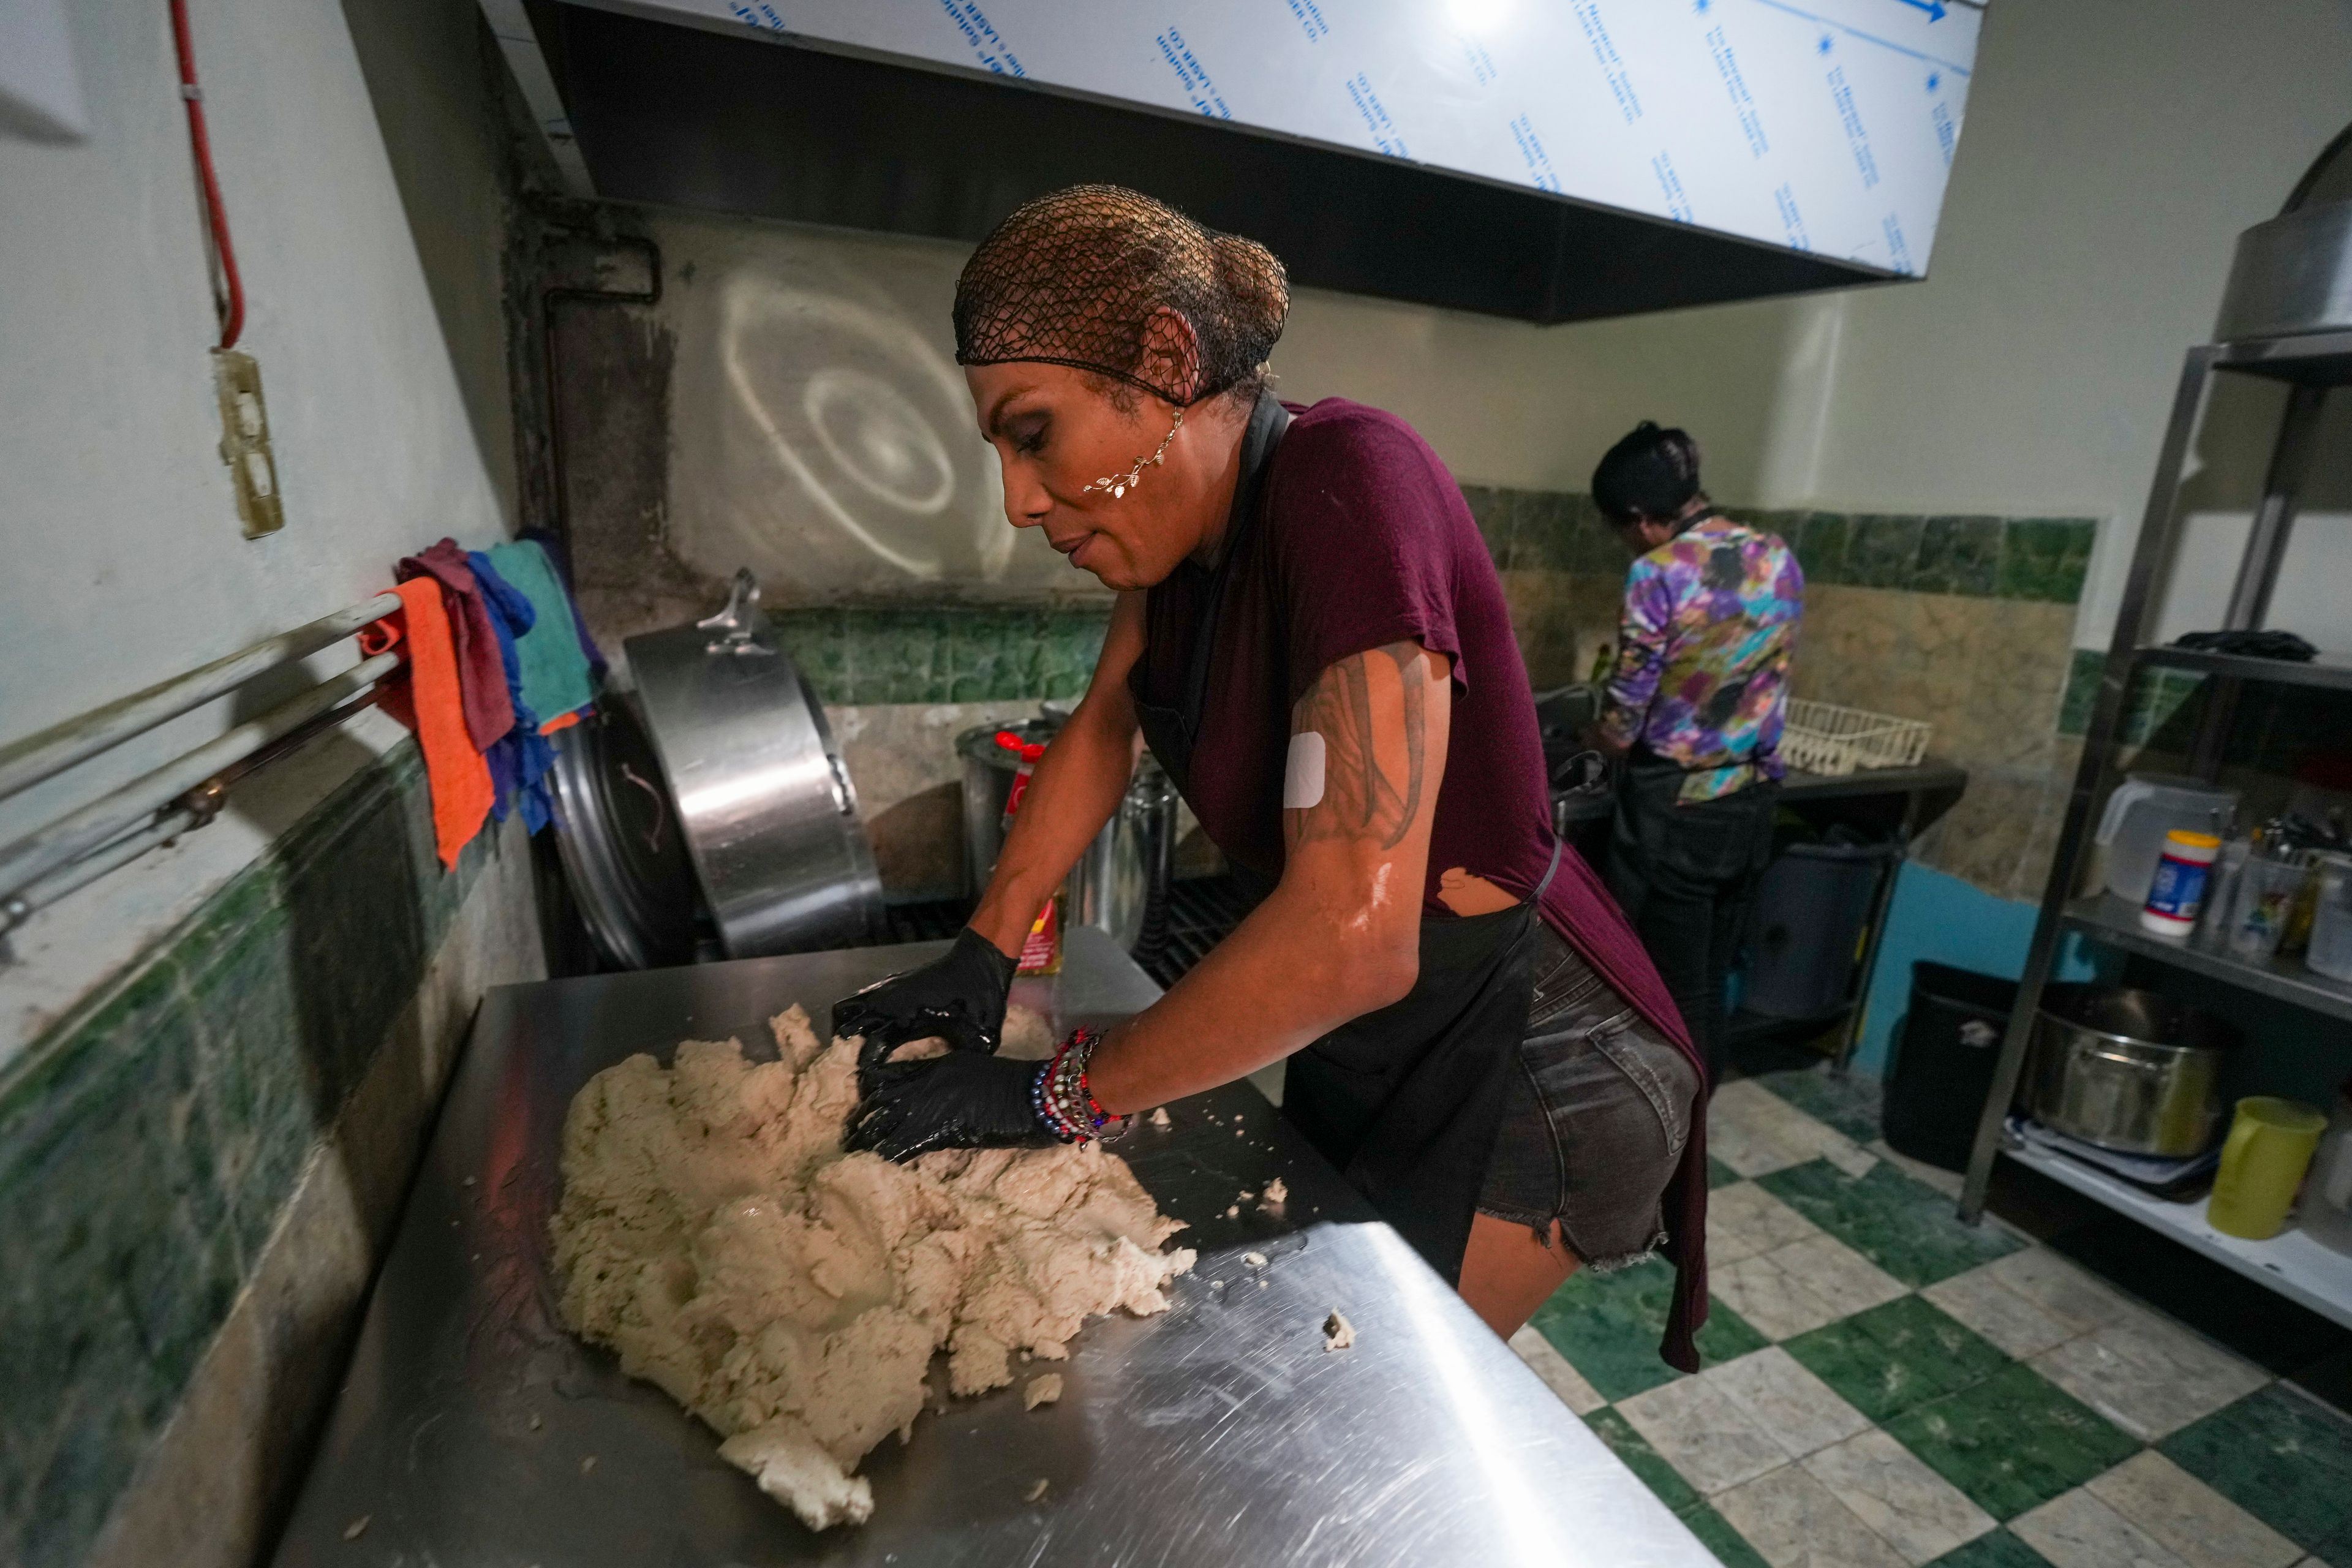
xmin=1779 ymin=699 xmax=1932 ymax=775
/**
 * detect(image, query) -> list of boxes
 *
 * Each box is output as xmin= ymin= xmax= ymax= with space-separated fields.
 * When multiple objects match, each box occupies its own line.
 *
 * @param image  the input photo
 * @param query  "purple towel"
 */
xmin=397 ymin=540 xmax=515 ymax=753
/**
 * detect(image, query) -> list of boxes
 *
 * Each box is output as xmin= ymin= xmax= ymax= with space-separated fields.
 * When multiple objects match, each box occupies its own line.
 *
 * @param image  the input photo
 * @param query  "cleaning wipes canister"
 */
xmin=2142 ymin=829 xmax=2222 ymax=937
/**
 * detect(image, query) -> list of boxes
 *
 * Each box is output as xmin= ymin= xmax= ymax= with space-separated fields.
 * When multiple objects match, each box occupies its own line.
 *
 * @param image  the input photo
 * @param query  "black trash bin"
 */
xmin=1745 ymin=840 xmax=1896 ymax=1020
xmin=1882 ymin=962 xmax=2017 ymax=1172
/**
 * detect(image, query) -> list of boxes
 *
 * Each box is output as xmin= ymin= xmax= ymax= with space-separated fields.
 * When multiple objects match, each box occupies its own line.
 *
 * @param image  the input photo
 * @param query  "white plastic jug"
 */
xmin=2095 ymin=773 xmax=2239 ymax=905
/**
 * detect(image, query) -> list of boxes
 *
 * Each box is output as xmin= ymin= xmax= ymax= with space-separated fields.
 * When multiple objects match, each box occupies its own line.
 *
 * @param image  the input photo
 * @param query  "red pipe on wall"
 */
xmin=167 ymin=0 xmax=246 ymax=351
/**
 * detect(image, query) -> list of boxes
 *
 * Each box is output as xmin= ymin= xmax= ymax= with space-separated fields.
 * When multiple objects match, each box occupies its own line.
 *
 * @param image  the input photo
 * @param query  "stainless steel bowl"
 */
xmin=2027 ymin=985 xmax=2242 ymax=1156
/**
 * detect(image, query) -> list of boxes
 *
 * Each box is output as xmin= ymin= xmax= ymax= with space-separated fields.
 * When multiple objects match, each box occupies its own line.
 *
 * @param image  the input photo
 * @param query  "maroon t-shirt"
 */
xmin=1134 ymin=397 xmax=1714 ymax=1371
xmin=1135 ymin=398 xmax=1556 ymax=913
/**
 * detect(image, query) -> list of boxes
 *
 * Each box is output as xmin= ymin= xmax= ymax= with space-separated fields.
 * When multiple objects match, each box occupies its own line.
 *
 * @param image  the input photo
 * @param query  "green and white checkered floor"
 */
xmin=1504 ymin=1069 xmax=2352 ymax=1568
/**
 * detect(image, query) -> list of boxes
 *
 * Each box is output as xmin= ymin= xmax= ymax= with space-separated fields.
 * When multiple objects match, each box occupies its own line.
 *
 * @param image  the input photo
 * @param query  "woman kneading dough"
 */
xmin=834 ymin=187 xmax=1711 ymax=1360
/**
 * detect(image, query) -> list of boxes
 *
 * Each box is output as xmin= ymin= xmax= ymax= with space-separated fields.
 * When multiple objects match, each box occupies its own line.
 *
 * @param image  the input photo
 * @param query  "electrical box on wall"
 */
xmin=213 ymin=350 xmax=284 ymax=538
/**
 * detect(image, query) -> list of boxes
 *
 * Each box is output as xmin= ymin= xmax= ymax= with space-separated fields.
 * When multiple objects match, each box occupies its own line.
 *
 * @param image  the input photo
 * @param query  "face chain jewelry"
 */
xmin=1079 ymin=407 xmax=1185 ymax=499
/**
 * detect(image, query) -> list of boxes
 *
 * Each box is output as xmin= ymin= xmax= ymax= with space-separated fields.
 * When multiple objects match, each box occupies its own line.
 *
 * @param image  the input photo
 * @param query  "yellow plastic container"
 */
xmin=2209 ymin=1096 xmax=2328 ymax=1241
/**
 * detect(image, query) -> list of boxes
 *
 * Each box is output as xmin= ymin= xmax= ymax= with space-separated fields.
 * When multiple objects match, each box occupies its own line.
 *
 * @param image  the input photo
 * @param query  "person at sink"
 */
xmin=1583 ymin=421 xmax=1804 ymax=1082
xmin=826 ymin=186 xmax=1713 ymax=1370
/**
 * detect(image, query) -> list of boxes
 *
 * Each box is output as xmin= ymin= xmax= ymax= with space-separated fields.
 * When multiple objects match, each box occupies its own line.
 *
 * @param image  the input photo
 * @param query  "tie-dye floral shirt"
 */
xmin=1599 ymin=514 xmax=1804 ymax=802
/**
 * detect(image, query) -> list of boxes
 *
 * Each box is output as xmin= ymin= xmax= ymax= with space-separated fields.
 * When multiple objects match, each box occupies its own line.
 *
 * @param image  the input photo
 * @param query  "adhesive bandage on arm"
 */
xmin=1283 ymin=731 xmax=1327 ymax=809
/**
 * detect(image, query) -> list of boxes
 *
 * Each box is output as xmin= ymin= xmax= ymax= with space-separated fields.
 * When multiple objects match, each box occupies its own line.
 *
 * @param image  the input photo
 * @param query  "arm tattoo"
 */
xmin=1288 ymin=641 xmax=1429 ymax=851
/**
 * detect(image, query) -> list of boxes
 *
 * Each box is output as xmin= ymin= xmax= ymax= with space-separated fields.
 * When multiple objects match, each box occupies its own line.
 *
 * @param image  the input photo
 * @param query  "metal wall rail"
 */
xmin=0 ymin=594 xmax=409 ymax=937
xmin=0 ymin=594 xmax=400 ymax=804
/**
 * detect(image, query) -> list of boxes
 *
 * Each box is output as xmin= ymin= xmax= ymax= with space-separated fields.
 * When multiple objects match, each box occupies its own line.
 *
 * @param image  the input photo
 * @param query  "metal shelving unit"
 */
xmin=2062 ymin=894 xmax=2352 ymax=1023
xmin=2002 ymin=1139 xmax=2352 ymax=1330
xmin=1957 ymin=197 xmax=2352 ymax=1311
xmin=2136 ymin=647 xmax=2352 ymax=693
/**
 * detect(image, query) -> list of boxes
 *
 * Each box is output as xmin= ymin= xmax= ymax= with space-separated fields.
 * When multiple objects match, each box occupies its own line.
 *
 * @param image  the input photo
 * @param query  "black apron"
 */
xmin=1131 ymin=391 xmax=1549 ymax=1283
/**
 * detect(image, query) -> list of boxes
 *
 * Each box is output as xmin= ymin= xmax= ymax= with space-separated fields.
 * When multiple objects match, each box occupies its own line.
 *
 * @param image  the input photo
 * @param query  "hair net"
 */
xmin=954 ymin=185 xmax=1289 ymax=407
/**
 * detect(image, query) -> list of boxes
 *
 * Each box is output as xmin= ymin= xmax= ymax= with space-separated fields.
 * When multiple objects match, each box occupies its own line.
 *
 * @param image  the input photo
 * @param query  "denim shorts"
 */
xmin=1477 ymin=922 xmax=1701 ymax=1270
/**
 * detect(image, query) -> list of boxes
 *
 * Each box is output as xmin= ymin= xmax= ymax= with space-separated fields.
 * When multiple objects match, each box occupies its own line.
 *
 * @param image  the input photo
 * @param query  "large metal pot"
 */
xmin=2027 ymin=984 xmax=2241 ymax=1156
xmin=552 ymin=571 xmax=883 ymax=966
xmin=959 ymin=717 xmax=1059 ymax=901
xmin=1068 ymin=756 xmax=1178 ymax=956
xmin=958 ymin=715 xmax=1177 ymax=960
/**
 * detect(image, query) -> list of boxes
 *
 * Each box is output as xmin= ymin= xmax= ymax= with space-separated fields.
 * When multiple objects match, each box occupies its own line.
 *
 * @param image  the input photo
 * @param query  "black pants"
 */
xmin=1602 ymin=758 xmax=1779 ymax=1083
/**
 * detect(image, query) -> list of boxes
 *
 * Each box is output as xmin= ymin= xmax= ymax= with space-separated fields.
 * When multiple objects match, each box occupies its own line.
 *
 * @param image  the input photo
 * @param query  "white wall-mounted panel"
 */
xmin=0 ymin=0 xmax=89 ymax=141
xmin=609 ymin=0 xmax=1980 ymax=275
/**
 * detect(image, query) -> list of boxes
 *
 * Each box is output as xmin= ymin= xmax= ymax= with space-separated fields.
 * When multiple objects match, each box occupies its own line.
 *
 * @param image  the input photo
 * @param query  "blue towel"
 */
xmin=518 ymin=530 xmax=607 ymax=683
xmin=496 ymin=536 xmax=602 ymax=720
xmin=468 ymin=551 xmax=557 ymax=832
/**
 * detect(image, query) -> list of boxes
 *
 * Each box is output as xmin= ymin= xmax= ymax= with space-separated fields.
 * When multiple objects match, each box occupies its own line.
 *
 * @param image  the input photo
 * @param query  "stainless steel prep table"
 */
xmin=273 ymin=924 xmax=1712 ymax=1567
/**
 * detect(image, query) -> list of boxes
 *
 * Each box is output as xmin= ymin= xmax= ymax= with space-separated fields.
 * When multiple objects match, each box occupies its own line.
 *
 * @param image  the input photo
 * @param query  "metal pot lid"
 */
xmin=626 ymin=571 xmax=883 ymax=959
xmin=548 ymin=695 xmax=702 ymax=970
xmin=2037 ymin=984 xmax=2243 ymax=1056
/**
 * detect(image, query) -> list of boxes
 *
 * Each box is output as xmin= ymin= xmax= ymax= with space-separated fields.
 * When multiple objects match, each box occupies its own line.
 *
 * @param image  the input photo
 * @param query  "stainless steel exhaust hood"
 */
xmin=502 ymin=0 xmax=1983 ymax=323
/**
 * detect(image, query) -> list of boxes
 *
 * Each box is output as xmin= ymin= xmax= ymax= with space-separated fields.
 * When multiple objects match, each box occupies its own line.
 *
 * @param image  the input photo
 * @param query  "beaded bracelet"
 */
xmin=1030 ymin=1027 xmax=1128 ymax=1144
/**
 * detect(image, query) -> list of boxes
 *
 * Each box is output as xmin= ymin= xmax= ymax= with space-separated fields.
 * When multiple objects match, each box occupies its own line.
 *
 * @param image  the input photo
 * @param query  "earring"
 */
xmin=1080 ymin=407 xmax=1185 ymax=500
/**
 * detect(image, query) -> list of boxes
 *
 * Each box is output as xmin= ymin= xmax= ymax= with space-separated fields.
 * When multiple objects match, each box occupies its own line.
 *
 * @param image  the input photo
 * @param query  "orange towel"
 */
xmin=538 ymin=708 xmax=583 ymax=736
xmin=361 ymin=579 xmax=493 ymax=869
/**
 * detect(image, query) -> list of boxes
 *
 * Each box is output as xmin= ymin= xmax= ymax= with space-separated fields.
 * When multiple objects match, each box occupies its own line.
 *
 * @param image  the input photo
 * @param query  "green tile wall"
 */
xmin=2054 ymin=650 xmax=2210 ymax=744
xmin=1457 ymin=484 xmax=2099 ymax=606
xmin=765 ymin=499 xmax=2098 ymax=712
xmin=767 ymin=605 xmax=1112 ymax=706
xmin=0 ymin=741 xmax=490 ymax=1568
xmin=2051 ymin=650 xmax=2352 ymax=801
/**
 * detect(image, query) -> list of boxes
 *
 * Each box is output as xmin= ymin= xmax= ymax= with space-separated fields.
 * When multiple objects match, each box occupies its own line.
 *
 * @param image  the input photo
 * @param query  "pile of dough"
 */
xmin=549 ymin=1005 xmax=1194 ymax=1530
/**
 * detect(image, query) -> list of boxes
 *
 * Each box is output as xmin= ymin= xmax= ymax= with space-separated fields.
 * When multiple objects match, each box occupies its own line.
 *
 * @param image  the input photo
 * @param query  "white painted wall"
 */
xmin=0 ymin=0 xmax=515 ymax=1057
xmin=652 ymin=0 xmax=2352 ymax=649
xmin=647 ymin=203 xmax=1809 ymax=601
xmin=1794 ymin=0 xmax=2352 ymax=653
xmin=1272 ymin=284 xmax=1804 ymax=501
xmin=1301 ymin=0 xmax=2352 ymax=655
xmin=1524 ymin=0 xmax=2352 ymax=653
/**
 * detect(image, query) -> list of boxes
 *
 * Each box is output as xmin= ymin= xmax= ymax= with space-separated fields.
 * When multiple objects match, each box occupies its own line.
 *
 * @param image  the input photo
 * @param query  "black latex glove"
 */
xmin=846 ymin=1049 xmax=1055 ymax=1162
xmin=831 ymin=927 xmax=1016 ymax=1077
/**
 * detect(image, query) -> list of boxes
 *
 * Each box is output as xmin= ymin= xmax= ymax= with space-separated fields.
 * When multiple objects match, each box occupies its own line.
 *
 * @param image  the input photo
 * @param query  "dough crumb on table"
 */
xmin=1260 ymin=1178 xmax=1288 ymax=1209
xmin=1243 ymin=1252 xmax=1267 ymax=1268
xmin=1224 ymin=1205 xmax=1240 ymax=1219
xmin=1148 ymin=1107 xmax=1172 ymax=1129
xmin=1025 ymin=1477 xmax=1050 ymax=1503
xmin=549 ymin=1005 xmax=1194 ymax=1532
xmin=1023 ymin=1374 xmax=1063 ymax=1410
xmin=1322 ymin=1311 xmax=1355 ymax=1352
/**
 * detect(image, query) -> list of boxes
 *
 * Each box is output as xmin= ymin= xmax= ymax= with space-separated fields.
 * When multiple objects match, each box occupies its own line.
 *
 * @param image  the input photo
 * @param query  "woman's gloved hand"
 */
xmin=846 ymin=1050 xmax=1052 ymax=1162
xmin=831 ymin=927 xmax=1017 ymax=1082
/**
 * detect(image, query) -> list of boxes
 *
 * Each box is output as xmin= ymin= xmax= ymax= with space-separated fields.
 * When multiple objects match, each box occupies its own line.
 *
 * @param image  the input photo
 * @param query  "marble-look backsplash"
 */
xmin=1461 ymin=484 xmax=2101 ymax=902
xmin=761 ymin=499 xmax=2116 ymax=905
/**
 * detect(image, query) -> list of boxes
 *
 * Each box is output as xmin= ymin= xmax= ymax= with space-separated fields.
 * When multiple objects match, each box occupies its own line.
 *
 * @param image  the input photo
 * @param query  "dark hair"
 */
xmin=1591 ymin=421 xmax=1702 ymax=525
xmin=954 ymin=185 xmax=1290 ymax=409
